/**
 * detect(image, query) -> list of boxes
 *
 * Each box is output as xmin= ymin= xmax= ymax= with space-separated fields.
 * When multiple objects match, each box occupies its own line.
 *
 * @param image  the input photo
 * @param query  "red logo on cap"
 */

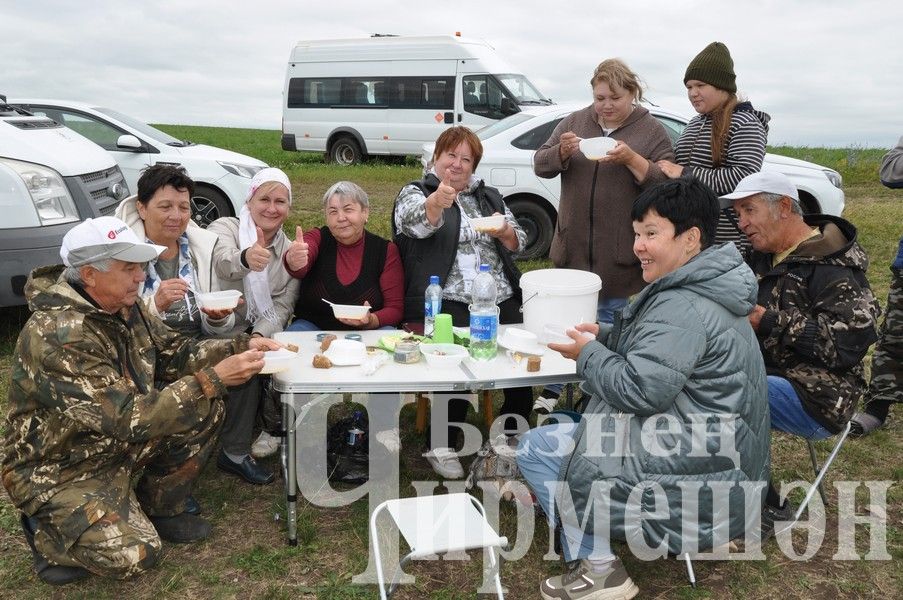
xmin=108 ymin=231 xmax=117 ymax=239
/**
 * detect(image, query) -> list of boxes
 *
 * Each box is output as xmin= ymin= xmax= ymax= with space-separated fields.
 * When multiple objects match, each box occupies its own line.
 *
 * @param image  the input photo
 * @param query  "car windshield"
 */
xmin=95 ymin=107 xmax=188 ymax=146
xmin=477 ymin=113 xmax=536 ymax=140
xmin=495 ymin=74 xmax=552 ymax=105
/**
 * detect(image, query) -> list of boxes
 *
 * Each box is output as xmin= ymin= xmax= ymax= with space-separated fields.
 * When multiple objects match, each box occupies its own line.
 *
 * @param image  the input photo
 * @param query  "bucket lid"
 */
xmin=520 ymin=269 xmax=602 ymax=296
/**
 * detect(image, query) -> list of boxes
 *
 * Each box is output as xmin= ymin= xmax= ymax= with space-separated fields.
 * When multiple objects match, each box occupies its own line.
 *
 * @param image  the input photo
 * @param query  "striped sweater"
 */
xmin=675 ymin=102 xmax=770 ymax=252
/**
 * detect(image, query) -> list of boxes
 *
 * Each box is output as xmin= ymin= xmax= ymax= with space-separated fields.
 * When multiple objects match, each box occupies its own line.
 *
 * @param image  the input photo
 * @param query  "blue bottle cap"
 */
xmin=430 ymin=275 xmax=439 ymax=284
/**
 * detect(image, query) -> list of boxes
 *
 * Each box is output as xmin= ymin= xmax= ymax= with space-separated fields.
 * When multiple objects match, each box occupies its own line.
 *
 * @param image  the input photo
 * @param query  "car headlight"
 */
xmin=0 ymin=157 xmax=79 ymax=225
xmin=218 ymin=161 xmax=265 ymax=178
xmin=823 ymin=169 xmax=843 ymax=189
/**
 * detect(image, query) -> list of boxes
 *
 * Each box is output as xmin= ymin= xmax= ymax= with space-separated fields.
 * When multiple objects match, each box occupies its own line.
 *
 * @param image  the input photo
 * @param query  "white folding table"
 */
xmin=273 ymin=325 xmax=580 ymax=584
xmin=272 ymin=326 xmax=582 ymax=548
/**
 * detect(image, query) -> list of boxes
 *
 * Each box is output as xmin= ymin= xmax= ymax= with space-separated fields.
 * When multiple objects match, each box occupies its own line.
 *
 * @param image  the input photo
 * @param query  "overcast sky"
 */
xmin=3 ymin=0 xmax=900 ymax=148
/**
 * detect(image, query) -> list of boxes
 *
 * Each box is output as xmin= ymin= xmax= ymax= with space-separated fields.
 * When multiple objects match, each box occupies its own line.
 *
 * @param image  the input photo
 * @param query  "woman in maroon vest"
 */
xmin=284 ymin=181 xmax=403 ymax=331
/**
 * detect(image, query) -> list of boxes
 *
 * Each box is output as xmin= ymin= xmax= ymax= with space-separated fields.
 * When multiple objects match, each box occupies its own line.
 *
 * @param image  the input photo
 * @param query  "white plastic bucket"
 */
xmin=519 ymin=269 xmax=602 ymax=342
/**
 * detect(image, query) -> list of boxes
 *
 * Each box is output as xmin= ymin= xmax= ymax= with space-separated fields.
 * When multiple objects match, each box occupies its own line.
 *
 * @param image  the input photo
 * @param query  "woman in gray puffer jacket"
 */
xmin=518 ymin=178 xmax=769 ymax=600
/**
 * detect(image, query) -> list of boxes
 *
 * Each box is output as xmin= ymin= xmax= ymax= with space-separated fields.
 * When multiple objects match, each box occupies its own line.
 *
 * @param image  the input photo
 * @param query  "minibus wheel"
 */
xmin=330 ymin=136 xmax=364 ymax=166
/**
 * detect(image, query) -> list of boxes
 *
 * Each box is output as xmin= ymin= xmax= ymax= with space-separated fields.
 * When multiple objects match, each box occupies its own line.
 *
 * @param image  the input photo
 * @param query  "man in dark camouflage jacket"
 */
xmin=851 ymin=135 xmax=903 ymax=435
xmin=721 ymin=172 xmax=880 ymax=530
xmin=2 ymin=217 xmax=280 ymax=585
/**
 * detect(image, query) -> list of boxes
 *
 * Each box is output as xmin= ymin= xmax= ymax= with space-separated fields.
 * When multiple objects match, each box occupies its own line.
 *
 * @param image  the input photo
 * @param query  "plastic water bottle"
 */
xmin=424 ymin=275 xmax=443 ymax=337
xmin=469 ymin=264 xmax=498 ymax=360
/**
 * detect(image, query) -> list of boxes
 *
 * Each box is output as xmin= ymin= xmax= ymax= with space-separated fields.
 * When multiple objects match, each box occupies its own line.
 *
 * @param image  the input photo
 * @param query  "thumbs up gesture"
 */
xmin=245 ymin=226 xmax=271 ymax=272
xmin=433 ymin=178 xmax=457 ymax=210
xmin=285 ymin=225 xmax=310 ymax=272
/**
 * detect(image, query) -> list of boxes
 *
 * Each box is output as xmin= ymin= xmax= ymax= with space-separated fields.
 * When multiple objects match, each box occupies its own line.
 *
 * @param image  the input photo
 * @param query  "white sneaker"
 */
xmin=251 ymin=431 xmax=280 ymax=458
xmin=532 ymin=395 xmax=558 ymax=415
xmin=423 ymin=447 xmax=464 ymax=479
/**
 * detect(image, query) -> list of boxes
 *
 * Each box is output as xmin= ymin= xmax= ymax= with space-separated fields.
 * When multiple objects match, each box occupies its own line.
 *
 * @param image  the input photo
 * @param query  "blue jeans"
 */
xmin=517 ymin=422 xmax=614 ymax=562
xmin=768 ymin=376 xmax=832 ymax=440
xmin=893 ymin=236 xmax=903 ymax=270
xmin=542 ymin=297 xmax=628 ymax=398
xmin=285 ymin=318 xmax=320 ymax=332
xmin=285 ymin=318 xmax=394 ymax=332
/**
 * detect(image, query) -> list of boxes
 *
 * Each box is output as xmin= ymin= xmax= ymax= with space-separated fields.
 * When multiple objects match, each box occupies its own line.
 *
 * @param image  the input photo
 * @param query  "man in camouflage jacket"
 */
xmin=851 ymin=135 xmax=903 ymax=435
xmin=2 ymin=217 xmax=277 ymax=584
xmin=722 ymin=172 xmax=880 ymax=438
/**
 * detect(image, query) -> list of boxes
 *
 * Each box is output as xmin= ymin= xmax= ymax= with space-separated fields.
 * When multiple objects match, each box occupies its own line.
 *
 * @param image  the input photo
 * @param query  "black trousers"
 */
xmin=430 ymin=296 xmax=533 ymax=448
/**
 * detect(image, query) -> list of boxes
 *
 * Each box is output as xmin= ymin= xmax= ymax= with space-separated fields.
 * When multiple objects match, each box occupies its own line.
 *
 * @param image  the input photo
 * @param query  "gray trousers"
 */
xmin=220 ymin=375 xmax=261 ymax=455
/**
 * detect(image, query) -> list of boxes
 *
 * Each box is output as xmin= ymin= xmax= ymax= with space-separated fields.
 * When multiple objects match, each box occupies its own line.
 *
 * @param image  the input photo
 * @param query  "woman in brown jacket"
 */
xmin=532 ymin=58 xmax=674 ymax=412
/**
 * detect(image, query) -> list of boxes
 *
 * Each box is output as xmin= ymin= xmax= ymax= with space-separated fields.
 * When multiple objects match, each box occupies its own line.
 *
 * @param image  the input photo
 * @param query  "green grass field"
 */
xmin=0 ymin=127 xmax=899 ymax=599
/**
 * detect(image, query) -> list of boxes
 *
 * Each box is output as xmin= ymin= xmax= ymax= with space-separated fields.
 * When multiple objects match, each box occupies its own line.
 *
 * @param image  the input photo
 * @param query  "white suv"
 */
xmin=421 ymin=103 xmax=845 ymax=259
xmin=10 ymin=100 xmax=268 ymax=227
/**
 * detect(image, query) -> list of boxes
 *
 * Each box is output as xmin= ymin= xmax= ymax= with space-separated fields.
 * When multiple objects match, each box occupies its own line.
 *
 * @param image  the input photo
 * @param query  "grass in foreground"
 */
xmin=0 ymin=130 xmax=899 ymax=599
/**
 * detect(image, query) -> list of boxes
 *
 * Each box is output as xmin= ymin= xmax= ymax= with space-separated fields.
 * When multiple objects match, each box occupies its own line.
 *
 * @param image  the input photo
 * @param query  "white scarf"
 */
xmin=239 ymin=204 xmax=278 ymax=325
xmin=240 ymin=167 xmax=293 ymax=325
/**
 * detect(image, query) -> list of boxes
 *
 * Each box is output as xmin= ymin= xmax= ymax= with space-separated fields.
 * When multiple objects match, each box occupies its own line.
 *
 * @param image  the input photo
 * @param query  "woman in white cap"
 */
xmin=207 ymin=168 xmax=300 ymax=484
xmin=657 ymin=41 xmax=770 ymax=254
xmin=114 ymin=164 xmax=237 ymax=337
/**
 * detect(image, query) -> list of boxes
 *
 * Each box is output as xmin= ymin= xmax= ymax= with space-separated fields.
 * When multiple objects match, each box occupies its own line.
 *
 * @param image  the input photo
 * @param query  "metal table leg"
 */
xmin=283 ymin=391 xmax=298 ymax=546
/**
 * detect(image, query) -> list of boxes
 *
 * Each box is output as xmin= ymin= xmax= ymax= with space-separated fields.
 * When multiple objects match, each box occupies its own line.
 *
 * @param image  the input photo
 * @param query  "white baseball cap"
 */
xmin=61 ymin=216 xmax=166 ymax=267
xmin=719 ymin=171 xmax=799 ymax=208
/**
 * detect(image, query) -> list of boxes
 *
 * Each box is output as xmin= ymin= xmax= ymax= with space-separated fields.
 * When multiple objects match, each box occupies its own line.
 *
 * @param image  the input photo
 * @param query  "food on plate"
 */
xmin=319 ymin=334 xmax=337 ymax=351
xmin=284 ymin=342 xmax=299 ymax=353
xmin=312 ymin=354 xmax=333 ymax=369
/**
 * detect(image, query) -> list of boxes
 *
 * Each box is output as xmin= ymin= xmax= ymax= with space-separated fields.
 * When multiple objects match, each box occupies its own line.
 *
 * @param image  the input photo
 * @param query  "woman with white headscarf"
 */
xmin=208 ymin=168 xmax=300 ymax=484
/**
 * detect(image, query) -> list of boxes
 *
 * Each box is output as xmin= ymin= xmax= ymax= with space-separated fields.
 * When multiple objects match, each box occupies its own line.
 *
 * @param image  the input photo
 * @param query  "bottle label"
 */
xmin=470 ymin=313 xmax=497 ymax=342
xmin=424 ymin=298 xmax=441 ymax=318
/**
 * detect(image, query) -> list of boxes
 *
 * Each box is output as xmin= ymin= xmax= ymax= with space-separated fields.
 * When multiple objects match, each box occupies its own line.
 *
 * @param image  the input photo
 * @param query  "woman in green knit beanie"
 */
xmin=658 ymin=41 xmax=771 ymax=254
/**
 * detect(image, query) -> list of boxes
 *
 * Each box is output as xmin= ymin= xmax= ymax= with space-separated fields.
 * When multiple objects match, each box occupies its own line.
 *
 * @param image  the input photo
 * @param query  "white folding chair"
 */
xmin=369 ymin=493 xmax=508 ymax=599
xmin=793 ymin=420 xmax=853 ymax=522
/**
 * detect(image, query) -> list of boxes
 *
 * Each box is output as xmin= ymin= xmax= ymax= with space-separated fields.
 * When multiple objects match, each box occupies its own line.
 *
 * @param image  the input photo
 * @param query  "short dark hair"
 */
xmin=136 ymin=164 xmax=194 ymax=205
xmin=432 ymin=126 xmax=483 ymax=171
xmin=630 ymin=178 xmax=719 ymax=249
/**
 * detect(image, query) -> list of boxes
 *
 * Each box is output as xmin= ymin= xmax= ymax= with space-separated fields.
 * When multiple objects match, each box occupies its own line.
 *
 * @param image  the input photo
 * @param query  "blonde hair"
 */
xmin=590 ymin=59 xmax=645 ymax=103
xmin=710 ymin=94 xmax=738 ymax=167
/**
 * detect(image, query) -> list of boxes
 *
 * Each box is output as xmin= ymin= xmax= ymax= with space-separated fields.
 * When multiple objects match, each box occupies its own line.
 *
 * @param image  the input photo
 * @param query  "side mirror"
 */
xmin=500 ymin=97 xmax=519 ymax=116
xmin=116 ymin=134 xmax=143 ymax=150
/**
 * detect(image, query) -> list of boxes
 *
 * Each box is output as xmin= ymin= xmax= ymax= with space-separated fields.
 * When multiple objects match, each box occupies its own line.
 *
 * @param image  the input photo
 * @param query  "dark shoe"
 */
xmin=20 ymin=514 xmax=91 ymax=586
xmin=762 ymin=501 xmax=795 ymax=541
xmin=849 ymin=412 xmax=885 ymax=438
xmin=184 ymin=495 xmax=202 ymax=516
xmin=216 ymin=450 xmax=275 ymax=485
xmin=149 ymin=513 xmax=212 ymax=544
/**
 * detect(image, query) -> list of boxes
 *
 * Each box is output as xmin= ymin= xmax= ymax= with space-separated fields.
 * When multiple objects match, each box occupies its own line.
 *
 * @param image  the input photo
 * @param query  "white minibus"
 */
xmin=281 ymin=35 xmax=552 ymax=164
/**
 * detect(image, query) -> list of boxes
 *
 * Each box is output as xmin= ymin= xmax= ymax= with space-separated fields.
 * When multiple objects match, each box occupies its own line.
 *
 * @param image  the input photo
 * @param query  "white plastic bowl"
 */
xmin=579 ymin=136 xmax=617 ymax=160
xmin=196 ymin=289 xmax=242 ymax=310
xmin=331 ymin=303 xmax=372 ymax=320
xmin=324 ymin=339 xmax=367 ymax=365
xmin=543 ymin=323 xmax=574 ymax=345
xmin=470 ymin=215 xmax=505 ymax=232
xmin=260 ymin=348 xmax=297 ymax=374
xmin=497 ymin=327 xmax=546 ymax=355
xmin=421 ymin=343 xmax=468 ymax=368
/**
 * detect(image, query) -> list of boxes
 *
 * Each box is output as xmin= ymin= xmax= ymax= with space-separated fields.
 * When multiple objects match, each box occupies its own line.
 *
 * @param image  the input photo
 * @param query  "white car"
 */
xmin=10 ymin=99 xmax=268 ymax=227
xmin=422 ymin=103 xmax=845 ymax=259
